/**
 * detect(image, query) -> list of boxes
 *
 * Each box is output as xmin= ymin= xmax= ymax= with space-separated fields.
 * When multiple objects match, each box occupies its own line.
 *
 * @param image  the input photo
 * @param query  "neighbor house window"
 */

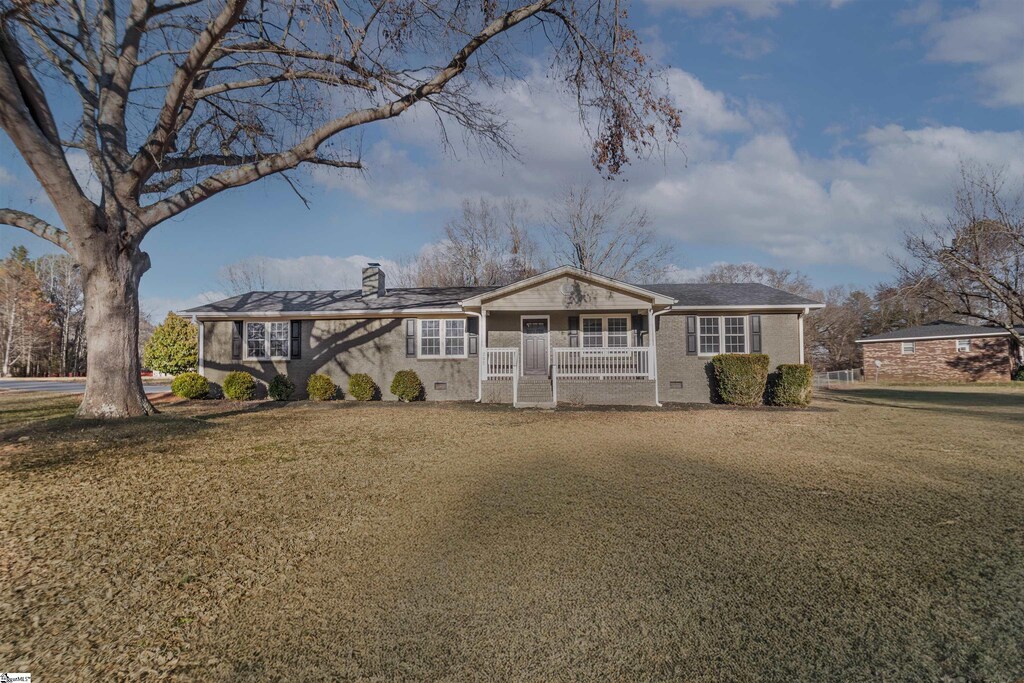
xmin=245 ymin=321 xmax=290 ymax=360
xmin=901 ymin=341 xmax=915 ymax=354
xmin=418 ymin=319 xmax=466 ymax=358
xmin=699 ymin=317 xmax=721 ymax=355
xmin=699 ymin=316 xmax=748 ymax=355
xmin=956 ymin=339 xmax=971 ymax=352
xmin=582 ymin=316 xmax=630 ymax=348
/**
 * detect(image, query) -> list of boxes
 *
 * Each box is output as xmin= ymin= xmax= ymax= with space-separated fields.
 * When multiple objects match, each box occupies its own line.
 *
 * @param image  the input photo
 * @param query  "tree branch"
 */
xmin=0 ymin=209 xmax=72 ymax=251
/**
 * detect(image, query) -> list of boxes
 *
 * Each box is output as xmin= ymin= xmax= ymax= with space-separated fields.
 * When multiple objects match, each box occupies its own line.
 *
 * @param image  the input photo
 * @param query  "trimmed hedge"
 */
xmin=1013 ymin=365 xmax=1024 ymax=382
xmin=348 ymin=373 xmax=379 ymax=401
xmin=223 ymin=371 xmax=257 ymax=401
xmin=390 ymin=370 xmax=424 ymax=401
xmin=306 ymin=373 xmax=337 ymax=401
xmin=710 ymin=353 xmax=770 ymax=406
xmin=171 ymin=371 xmax=209 ymax=399
xmin=269 ymin=374 xmax=295 ymax=401
xmin=768 ymin=363 xmax=813 ymax=406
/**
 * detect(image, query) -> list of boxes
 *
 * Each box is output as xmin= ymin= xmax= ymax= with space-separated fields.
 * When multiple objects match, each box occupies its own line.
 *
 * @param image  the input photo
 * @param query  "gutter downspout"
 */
xmin=465 ymin=310 xmax=483 ymax=402
xmin=798 ymin=307 xmax=808 ymax=365
xmin=652 ymin=306 xmax=674 ymax=407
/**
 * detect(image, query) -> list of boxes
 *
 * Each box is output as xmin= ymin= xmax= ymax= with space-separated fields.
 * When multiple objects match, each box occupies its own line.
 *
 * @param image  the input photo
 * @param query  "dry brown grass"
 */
xmin=2 ymin=386 xmax=1022 ymax=681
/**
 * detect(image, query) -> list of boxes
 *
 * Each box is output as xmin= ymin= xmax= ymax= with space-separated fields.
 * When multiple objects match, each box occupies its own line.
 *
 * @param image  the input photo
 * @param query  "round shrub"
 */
xmin=269 ymin=373 xmax=295 ymax=401
xmin=307 ymin=373 xmax=337 ymax=401
xmin=223 ymin=371 xmax=257 ymax=401
xmin=171 ymin=371 xmax=209 ymax=399
xmin=1013 ymin=365 xmax=1024 ymax=382
xmin=710 ymin=353 xmax=770 ymax=406
xmin=390 ymin=370 xmax=424 ymax=401
xmin=768 ymin=363 xmax=813 ymax=406
xmin=348 ymin=373 xmax=379 ymax=401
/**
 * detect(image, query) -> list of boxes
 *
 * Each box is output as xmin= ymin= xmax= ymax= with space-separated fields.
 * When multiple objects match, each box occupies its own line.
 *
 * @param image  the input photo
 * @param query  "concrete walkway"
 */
xmin=0 ymin=379 xmax=171 ymax=394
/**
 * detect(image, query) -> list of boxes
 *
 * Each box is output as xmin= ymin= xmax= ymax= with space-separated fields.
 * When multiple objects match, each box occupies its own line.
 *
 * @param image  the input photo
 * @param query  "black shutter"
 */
xmin=231 ymin=321 xmax=243 ymax=359
xmin=405 ymin=319 xmax=416 ymax=357
xmin=568 ymin=316 xmax=580 ymax=347
xmin=467 ymin=317 xmax=479 ymax=356
xmin=631 ymin=314 xmax=645 ymax=345
xmin=750 ymin=315 xmax=761 ymax=353
xmin=686 ymin=315 xmax=697 ymax=355
xmin=290 ymin=320 xmax=302 ymax=359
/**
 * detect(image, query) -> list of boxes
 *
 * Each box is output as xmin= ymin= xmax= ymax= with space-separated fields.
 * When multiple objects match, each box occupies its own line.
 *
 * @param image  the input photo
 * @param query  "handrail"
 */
xmin=551 ymin=346 xmax=651 ymax=379
xmin=483 ymin=347 xmax=519 ymax=406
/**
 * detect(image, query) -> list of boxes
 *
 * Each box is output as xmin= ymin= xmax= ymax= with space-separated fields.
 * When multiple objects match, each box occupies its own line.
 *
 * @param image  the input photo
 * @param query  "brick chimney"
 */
xmin=362 ymin=262 xmax=386 ymax=298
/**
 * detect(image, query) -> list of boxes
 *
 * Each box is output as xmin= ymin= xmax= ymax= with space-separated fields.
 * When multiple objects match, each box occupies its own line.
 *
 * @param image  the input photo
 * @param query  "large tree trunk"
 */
xmin=76 ymin=241 xmax=155 ymax=418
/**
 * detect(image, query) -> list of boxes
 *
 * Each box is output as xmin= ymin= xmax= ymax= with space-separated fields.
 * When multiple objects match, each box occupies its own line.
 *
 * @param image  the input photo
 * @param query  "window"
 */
xmin=582 ymin=316 xmax=630 ymax=347
xmin=583 ymin=318 xmax=603 ymax=348
xmin=418 ymin=319 xmax=466 ymax=358
xmin=956 ymin=339 xmax=971 ymax=352
xmin=724 ymin=317 xmax=746 ymax=353
xmin=699 ymin=317 xmax=720 ymax=355
xmin=607 ymin=318 xmax=628 ymax=347
xmin=698 ymin=316 xmax=749 ymax=355
xmin=445 ymin=320 xmax=465 ymax=356
xmin=245 ymin=321 xmax=290 ymax=359
xmin=901 ymin=341 xmax=915 ymax=354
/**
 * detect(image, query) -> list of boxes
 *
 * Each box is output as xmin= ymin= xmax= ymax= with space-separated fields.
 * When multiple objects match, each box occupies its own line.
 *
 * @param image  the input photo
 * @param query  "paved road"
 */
xmin=0 ymin=379 xmax=171 ymax=394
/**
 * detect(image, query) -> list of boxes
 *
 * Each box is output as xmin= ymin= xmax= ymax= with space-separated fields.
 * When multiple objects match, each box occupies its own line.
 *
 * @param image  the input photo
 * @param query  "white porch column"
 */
xmin=648 ymin=307 xmax=661 ymax=406
xmin=478 ymin=308 xmax=487 ymax=401
xmin=193 ymin=316 xmax=205 ymax=376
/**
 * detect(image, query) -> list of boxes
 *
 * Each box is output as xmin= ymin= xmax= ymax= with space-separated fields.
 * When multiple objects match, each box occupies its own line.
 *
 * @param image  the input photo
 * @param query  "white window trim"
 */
xmin=901 ymin=341 xmax=915 ymax=354
xmin=697 ymin=315 xmax=749 ymax=356
xmin=417 ymin=318 xmax=468 ymax=359
xmin=956 ymin=339 xmax=971 ymax=352
xmin=580 ymin=314 xmax=633 ymax=348
xmin=244 ymin=320 xmax=291 ymax=360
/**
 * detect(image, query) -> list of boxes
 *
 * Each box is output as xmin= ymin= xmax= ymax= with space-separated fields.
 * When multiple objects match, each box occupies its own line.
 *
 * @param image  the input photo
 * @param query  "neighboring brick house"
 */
xmin=185 ymin=264 xmax=823 ymax=407
xmin=857 ymin=321 xmax=1024 ymax=383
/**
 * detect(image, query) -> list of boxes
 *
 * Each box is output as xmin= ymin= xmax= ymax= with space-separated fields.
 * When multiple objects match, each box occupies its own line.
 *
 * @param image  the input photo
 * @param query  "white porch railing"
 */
xmin=551 ymin=346 xmax=652 ymax=379
xmin=483 ymin=347 xmax=519 ymax=406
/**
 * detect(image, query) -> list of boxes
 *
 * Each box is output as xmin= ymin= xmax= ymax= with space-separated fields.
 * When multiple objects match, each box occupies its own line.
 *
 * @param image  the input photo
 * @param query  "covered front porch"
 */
xmin=459 ymin=267 xmax=675 ymax=408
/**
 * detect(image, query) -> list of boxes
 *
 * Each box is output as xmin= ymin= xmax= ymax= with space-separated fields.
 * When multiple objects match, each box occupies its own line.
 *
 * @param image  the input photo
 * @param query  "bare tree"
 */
xmin=0 ymin=0 xmax=680 ymax=417
xmin=544 ymin=184 xmax=673 ymax=282
xmin=698 ymin=262 xmax=815 ymax=297
xmin=414 ymin=198 xmax=537 ymax=286
xmin=896 ymin=163 xmax=1024 ymax=346
xmin=217 ymin=256 xmax=268 ymax=295
xmin=36 ymin=253 xmax=85 ymax=375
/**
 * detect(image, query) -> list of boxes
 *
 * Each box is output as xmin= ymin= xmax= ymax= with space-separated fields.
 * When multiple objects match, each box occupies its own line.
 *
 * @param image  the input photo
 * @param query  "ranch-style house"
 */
xmin=185 ymin=264 xmax=824 ymax=407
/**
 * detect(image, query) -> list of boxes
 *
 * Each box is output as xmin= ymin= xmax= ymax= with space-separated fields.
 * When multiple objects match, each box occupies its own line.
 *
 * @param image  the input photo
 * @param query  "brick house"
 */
xmin=184 ymin=264 xmax=823 ymax=406
xmin=857 ymin=321 xmax=1024 ymax=383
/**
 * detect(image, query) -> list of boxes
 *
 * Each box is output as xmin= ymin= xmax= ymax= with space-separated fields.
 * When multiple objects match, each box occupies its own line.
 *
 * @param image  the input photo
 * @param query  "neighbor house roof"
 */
xmin=184 ymin=287 xmax=493 ymax=315
xmin=856 ymin=321 xmax=1024 ymax=343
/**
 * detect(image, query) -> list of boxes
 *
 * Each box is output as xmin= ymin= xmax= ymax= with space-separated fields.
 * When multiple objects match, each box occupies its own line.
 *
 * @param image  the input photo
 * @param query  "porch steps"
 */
xmin=517 ymin=376 xmax=554 ymax=408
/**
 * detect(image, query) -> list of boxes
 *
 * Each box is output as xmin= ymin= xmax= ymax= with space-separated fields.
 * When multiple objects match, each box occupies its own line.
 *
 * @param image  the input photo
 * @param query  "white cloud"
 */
xmin=912 ymin=0 xmax=1024 ymax=107
xmin=314 ymin=68 xmax=1024 ymax=273
xmin=66 ymin=150 xmax=102 ymax=202
xmin=0 ymin=166 xmax=14 ymax=186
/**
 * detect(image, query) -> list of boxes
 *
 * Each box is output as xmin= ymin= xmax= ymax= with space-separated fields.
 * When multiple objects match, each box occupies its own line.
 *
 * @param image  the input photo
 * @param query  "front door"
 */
xmin=522 ymin=318 xmax=549 ymax=375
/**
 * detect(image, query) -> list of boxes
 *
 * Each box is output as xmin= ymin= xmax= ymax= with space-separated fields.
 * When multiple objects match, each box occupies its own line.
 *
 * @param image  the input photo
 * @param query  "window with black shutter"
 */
xmin=750 ymin=315 xmax=762 ymax=353
xmin=290 ymin=320 xmax=302 ymax=359
xmin=568 ymin=316 xmax=580 ymax=347
xmin=231 ymin=321 xmax=243 ymax=359
xmin=467 ymin=317 xmax=479 ymax=356
xmin=631 ymin=313 xmax=645 ymax=345
xmin=405 ymin=319 xmax=416 ymax=357
xmin=685 ymin=315 xmax=697 ymax=355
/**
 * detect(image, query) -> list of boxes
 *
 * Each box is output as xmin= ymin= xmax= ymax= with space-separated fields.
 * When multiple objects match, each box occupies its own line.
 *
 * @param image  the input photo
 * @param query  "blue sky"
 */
xmin=1 ymin=0 xmax=1022 ymax=316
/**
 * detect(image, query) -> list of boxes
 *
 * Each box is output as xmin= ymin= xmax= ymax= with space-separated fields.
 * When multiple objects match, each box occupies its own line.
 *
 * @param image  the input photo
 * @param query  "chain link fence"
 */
xmin=812 ymin=368 xmax=863 ymax=389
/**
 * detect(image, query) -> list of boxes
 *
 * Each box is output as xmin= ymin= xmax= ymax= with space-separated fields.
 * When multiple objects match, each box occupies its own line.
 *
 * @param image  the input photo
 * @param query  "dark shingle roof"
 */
xmin=184 ymin=287 xmax=494 ymax=314
xmin=184 ymin=281 xmax=822 ymax=315
xmin=641 ymin=282 xmax=821 ymax=307
xmin=857 ymin=320 xmax=1024 ymax=342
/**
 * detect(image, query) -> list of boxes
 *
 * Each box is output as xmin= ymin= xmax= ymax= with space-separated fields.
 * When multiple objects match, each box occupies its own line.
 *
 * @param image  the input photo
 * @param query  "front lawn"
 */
xmin=2 ymin=387 xmax=1022 ymax=680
